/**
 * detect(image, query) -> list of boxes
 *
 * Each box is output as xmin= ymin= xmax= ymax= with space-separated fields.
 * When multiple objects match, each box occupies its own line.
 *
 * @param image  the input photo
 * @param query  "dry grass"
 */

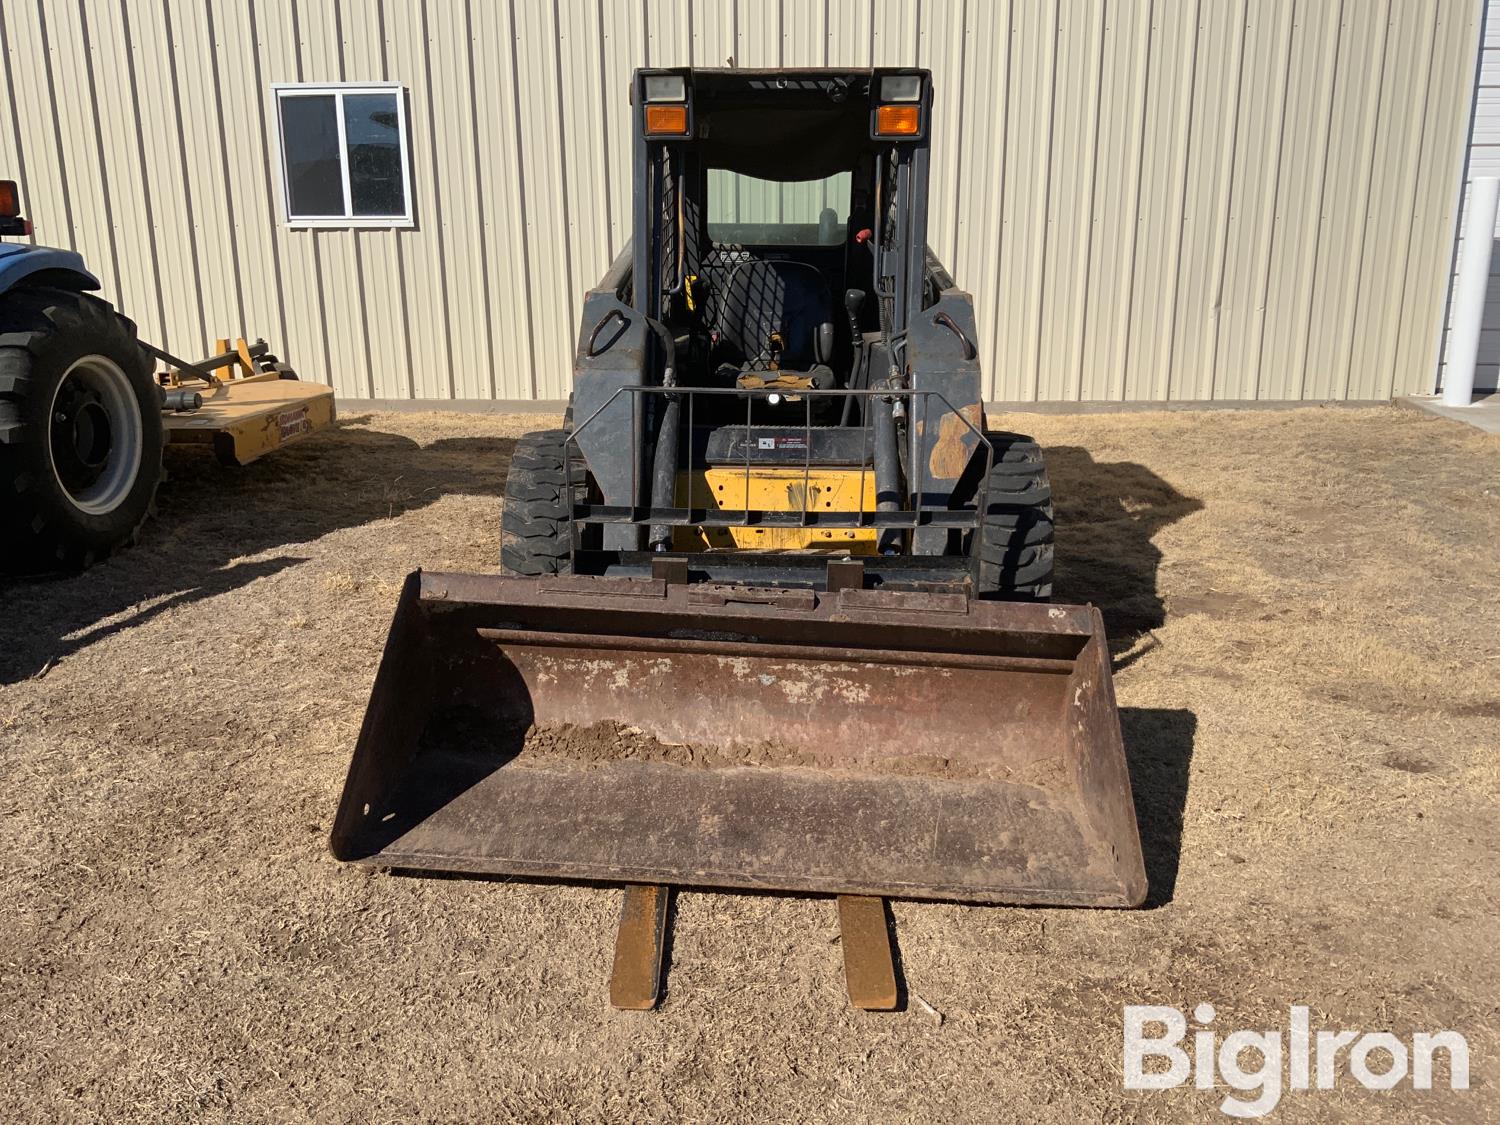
xmin=1 ymin=406 xmax=1497 ymax=1122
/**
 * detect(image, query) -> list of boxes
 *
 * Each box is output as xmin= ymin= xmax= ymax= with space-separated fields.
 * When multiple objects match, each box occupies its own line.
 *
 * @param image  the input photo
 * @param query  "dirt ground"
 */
xmin=1 ymin=405 xmax=1496 ymax=1122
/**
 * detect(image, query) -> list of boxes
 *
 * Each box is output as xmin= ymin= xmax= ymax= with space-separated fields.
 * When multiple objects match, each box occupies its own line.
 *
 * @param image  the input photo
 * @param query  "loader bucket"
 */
xmin=330 ymin=571 xmax=1147 ymax=907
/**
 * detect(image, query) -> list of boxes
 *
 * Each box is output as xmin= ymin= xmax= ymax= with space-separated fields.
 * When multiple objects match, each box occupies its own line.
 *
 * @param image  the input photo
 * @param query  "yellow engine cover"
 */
xmin=673 ymin=467 xmax=879 ymax=552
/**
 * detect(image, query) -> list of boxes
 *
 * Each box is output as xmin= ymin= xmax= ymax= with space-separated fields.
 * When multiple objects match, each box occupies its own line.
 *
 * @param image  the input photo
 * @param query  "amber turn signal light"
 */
xmin=875 ymin=104 xmax=921 ymax=136
xmin=644 ymin=104 xmax=689 ymax=136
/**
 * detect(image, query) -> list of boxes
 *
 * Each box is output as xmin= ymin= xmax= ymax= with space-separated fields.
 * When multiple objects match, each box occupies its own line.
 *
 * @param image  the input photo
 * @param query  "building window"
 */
xmin=272 ymin=83 xmax=412 ymax=228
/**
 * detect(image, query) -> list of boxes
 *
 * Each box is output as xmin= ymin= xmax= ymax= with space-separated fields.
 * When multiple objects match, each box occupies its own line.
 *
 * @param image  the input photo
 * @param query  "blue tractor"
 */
xmin=0 ymin=180 xmax=333 ymax=572
xmin=0 ymin=181 xmax=163 ymax=572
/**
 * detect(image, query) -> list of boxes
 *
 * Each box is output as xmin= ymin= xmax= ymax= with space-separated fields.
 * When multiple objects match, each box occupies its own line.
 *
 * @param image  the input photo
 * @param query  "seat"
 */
xmin=713 ymin=259 xmax=834 ymax=373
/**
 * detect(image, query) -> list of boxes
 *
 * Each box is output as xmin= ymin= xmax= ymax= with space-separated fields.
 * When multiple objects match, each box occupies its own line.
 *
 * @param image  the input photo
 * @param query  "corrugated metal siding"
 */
xmin=0 ymin=0 xmax=1482 ymax=404
xmin=1439 ymin=0 xmax=1499 ymax=390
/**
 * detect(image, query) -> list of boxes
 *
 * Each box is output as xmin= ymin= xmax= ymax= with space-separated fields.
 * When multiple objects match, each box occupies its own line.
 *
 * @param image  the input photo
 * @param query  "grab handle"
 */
xmin=933 ymin=311 xmax=976 ymax=360
xmin=586 ymin=309 xmax=629 ymax=357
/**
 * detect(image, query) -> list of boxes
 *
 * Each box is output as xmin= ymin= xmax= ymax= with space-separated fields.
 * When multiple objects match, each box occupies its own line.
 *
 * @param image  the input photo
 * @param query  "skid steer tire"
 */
xmin=973 ymin=432 xmax=1054 ymax=602
xmin=500 ymin=428 xmax=577 ymax=576
xmin=0 ymin=286 xmax=163 ymax=574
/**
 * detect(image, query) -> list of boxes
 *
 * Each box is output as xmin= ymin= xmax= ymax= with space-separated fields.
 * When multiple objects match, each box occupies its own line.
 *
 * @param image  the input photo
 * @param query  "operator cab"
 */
xmin=564 ymin=66 xmax=988 ymax=568
xmin=633 ymin=69 xmax=932 ymax=420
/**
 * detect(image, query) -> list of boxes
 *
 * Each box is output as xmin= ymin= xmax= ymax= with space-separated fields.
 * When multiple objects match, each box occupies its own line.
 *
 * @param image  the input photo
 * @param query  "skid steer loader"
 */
xmin=332 ymin=68 xmax=1146 ymax=1010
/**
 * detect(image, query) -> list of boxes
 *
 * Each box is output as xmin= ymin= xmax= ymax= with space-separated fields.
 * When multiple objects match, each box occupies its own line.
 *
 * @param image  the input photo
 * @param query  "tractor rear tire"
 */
xmin=500 ymin=428 xmax=578 ymax=576
xmin=973 ymin=432 xmax=1054 ymax=601
xmin=0 ymin=286 xmax=162 ymax=573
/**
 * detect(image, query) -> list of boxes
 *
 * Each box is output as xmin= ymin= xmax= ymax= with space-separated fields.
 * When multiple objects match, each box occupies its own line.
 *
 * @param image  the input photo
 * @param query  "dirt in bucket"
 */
xmin=418 ymin=707 xmax=1063 ymax=785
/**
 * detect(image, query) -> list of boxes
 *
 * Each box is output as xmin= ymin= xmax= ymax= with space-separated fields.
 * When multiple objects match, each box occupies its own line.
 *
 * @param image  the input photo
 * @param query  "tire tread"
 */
xmin=0 ymin=286 xmax=163 ymax=572
xmin=973 ymin=431 xmax=1055 ymax=601
xmin=499 ymin=429 xmax=577 ymax=576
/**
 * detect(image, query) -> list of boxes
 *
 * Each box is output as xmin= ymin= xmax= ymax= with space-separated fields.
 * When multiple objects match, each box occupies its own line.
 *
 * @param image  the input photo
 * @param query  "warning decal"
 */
xmin=276 ymin=406 xmax=312 ymax=441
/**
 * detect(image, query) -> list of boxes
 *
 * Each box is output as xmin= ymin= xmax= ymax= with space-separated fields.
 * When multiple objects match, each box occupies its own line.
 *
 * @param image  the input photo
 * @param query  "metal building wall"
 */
xmin=1440 ymin=0 xmax=1498 ymax=391
xmin=0 ymin=0 xmax=1482 ymax=404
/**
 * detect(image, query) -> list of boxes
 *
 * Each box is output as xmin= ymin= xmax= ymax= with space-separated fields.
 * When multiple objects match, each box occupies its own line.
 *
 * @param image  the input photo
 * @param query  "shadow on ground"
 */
xmin=1045 ymin=449 xmax=1202 ymax=907
xmin=1046 ymin=446 xmax=1203 ymax=662
xmin=1120 ymin=707 xmax=1197 ymax=908
xmin=0 ymin=418 xmax=514 ymax=684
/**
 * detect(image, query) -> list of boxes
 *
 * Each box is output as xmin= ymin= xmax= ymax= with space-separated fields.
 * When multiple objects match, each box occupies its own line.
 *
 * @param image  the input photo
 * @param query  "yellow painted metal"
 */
xmin=156 ymin=336 xmax=336 ymax=465
xmin=163 ymin=378 xmax=336 ymax=467
xmin=162 ymin=337 xmax=279 ymax=387
xmin=672 ymin=467 xmax=879 ymax=552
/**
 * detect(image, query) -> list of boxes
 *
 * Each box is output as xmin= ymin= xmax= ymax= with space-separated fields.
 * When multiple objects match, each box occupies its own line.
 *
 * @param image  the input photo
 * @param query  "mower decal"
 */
xmin=276 ymin=405 xmax=312 ymax=442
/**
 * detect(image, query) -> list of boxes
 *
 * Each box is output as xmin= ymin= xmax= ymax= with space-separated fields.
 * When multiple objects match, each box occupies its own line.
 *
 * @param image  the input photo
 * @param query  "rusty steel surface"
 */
xmin=609 ymin=884 xmax=670 ymax=1010
xmin=329 ymin=571 xmax=1148 ymax=908
xmin=837 ymin=896 xmax=899 ymax=1011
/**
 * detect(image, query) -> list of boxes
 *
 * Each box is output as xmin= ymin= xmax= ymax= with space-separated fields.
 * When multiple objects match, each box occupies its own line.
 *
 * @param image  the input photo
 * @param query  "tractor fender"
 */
xmin=0 ymin=242 xmax=101 ymax=298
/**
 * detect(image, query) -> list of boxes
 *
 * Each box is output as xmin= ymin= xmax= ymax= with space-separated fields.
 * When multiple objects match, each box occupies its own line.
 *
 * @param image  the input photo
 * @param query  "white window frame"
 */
xmin=271 ymin=82 xmax=414 ymax=229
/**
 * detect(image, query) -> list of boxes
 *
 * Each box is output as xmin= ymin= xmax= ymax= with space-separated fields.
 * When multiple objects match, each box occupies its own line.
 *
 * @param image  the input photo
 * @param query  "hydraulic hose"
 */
xmin=645 ymin=317 xmax=679 ymax=551
xmin=872 ymin=392 xmax=903 ymax=556
xmin=648 ymin=393 xmax=680 ymax=551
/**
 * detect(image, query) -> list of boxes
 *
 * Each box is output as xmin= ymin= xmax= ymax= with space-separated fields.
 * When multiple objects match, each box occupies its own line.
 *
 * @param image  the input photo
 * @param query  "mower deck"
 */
xmin=164 ymin=377 xmax=335 ymax=466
